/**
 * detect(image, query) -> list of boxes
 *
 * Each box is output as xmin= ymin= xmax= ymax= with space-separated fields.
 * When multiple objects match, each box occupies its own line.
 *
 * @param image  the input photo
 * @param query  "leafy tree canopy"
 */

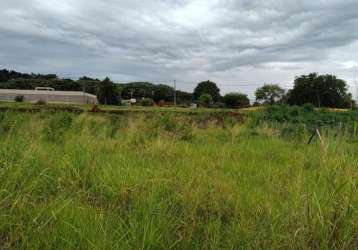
xmin=223 ymin=93 xmax=250 ymax=108
xmin=121 ymin=82 xmax=176 ymax=102
xmin=121 ymin=82 xmax=156 ymax=100
xmin=287 ymin=73 xmax=352 ymax=108
xmin=176 ymin=90 xmax=193 ymax=104
xmin=97 ymin=77 xmax=120 ymax=105
xmin=255 ymin=84 xmax=285 ymax=105
xmin=153 ymin=84 xmax=174 ymax=102
xmin=193 ymin=81 xmax=220 ymax=102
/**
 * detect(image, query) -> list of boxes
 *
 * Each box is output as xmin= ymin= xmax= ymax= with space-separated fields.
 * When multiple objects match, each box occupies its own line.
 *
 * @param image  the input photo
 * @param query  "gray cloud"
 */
xmin=1 ymin=0 xmax=358 ymax=96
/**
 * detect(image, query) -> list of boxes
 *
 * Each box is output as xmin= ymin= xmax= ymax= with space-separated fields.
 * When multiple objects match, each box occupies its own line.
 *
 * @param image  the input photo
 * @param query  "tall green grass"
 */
xmin=0 ymin=111 xmax=357 ymax=249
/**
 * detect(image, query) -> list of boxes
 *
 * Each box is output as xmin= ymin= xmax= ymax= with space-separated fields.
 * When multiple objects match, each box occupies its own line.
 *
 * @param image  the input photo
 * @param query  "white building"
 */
xmin=0 ymin=88 xmax=98 ymax=104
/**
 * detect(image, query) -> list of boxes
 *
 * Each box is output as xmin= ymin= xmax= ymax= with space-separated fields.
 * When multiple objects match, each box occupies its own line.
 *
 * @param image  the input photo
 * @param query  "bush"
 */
xmin=36 ymin=99 xmax=47 ymax=105
xmin=157 ymin=100 xmax=166 ymax=107
xmin=193 ymin=81 xmax=220 ymax=102
xmin=91 ymin=104 xmax=100 ymax=112
xmin=302 ymin=103 xmax=315 ymax=112
xmin=140 ymin=98 xmax=154 ymax=106
xmin=198 ymin=94 xmax=213 ymax=107
xmin=289 ymin=105 xmax=300 ymax=117
xmin=223 ymin=93 xmax=250 ymax=108
xmin=14 ymin=95 xmax=24 ymax=102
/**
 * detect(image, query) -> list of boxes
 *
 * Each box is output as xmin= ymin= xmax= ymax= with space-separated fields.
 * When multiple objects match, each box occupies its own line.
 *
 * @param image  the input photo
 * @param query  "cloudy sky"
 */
xmin=1 ymin=0 xmax=358 ymax=97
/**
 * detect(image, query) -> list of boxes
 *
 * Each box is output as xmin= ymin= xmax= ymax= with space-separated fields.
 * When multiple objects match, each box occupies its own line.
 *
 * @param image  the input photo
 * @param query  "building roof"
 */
xmin=0 ymin=89 xmax=97 ymax=98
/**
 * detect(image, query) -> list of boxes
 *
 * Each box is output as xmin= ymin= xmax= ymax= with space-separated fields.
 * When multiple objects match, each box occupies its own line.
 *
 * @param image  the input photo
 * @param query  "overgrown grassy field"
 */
xmin=0 ymin=108 xmax=357 ymax=249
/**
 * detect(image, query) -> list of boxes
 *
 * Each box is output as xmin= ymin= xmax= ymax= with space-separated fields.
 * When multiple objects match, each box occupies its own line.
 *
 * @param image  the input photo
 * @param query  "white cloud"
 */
xmin=0 ymin=0 xmax=358 ymax=96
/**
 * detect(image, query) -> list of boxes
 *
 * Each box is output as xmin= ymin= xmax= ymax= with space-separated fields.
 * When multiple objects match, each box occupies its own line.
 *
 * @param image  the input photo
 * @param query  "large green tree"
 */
xmin=193 ymin=81 xmax=220 ymax=102
xmin=97 ymin=77 xmax=120 ymax=105
xmin=176 ymin=90 xmax=193 ymax=104
xmin=223 ymin=93 xmax=250 ymax=108
xmin=255 ymin=84 xmax=285 ymax=105
xmin=78 ymin=76 xmax=101 ymax=95
xmin=121 ymin=82 xmax=155 ymax=99
xmin=121 ymin=82 xmax=177 ymax=102
xmin=287 ymin=73 xmax=352 ymax=108
xmin=153 ymin=84 xmax=174 ymax=102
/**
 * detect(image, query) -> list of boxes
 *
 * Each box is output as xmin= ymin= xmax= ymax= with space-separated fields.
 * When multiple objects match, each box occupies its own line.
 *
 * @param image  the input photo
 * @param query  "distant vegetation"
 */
xmin=223 ymin=93 xmax=250 ymax=108
xmin=0 ymin=69 xmax=192 ymax=106
xmin=193 ymin=80 xmax=221 ymax=102
xmin=260 ymin=105 xmax=358 ymax=135
xmin=255 ymin=84 xmax=285 ymax=105
xmin=0 ymin=69 xmax=355 ymax=108
xmin=286 ymin=73 xmax=353 ymax=108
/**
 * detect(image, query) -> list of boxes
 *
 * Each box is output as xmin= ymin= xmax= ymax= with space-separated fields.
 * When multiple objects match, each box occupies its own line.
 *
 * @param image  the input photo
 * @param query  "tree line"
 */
xmin=0 ymin=69 xmax=354 ymax=108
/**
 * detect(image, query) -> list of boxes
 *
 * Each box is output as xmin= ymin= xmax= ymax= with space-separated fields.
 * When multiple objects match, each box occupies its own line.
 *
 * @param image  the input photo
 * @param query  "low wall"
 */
xmin=0 ymin=90 xmax=97 ymax=104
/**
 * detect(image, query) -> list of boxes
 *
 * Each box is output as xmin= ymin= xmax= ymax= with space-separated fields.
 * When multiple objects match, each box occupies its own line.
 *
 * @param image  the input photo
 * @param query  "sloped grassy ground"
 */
xmin=0 ymin=110 xmax=357 ymax=249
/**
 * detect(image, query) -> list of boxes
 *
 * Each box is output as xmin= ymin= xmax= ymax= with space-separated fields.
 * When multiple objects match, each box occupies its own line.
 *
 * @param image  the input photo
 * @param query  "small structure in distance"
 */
xmin=0 ymin=87 xmax=98 ymax=104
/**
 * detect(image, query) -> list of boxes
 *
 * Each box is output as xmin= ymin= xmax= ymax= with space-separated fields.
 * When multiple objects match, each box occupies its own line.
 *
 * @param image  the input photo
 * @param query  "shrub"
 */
xmin=36 ymin=99 xmax=47 ymax=105
xmin=302 ymin=103 xmax=315 ymax=112
xmin=223 ymin=93 xmax=250 ymax=108
xmin=14 ymin=95 xmax=24 ymax=102
xmin=157 ymin=100 xmax=166 ymax=107
xmin=289 ymin=105 xmax=300 ymax=117
xmin=198 ymin=94 xmax=213 ymax=107
xmin=91 ymin=104 xmax=100 ymax=112
xmin=193 ymin=81 xmax=220 ymax=102
xmin=159 ymin=114 xmax=176 ymax=132
xmin=140 ymin=98 xmax=154 ymax=106
xmin=264 ymin=105 xmax=290 ymax=122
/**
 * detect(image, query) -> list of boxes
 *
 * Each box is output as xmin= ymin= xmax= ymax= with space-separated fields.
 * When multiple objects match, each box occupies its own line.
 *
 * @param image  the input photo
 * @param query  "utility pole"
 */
xmin=352 ymin=66 xmax=358 ymax=109
xmin=82 ymin=82 xmax=86 ymax=104
xmin=173 ymin=80 xmax=177 ymax=106
xmin=355 ymin=67 xmax=358 ymax=103
xmin=316 ymin=91 xmax=321 ymax=108
xmin=130 ymin=89 xmax=134 ymax=100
